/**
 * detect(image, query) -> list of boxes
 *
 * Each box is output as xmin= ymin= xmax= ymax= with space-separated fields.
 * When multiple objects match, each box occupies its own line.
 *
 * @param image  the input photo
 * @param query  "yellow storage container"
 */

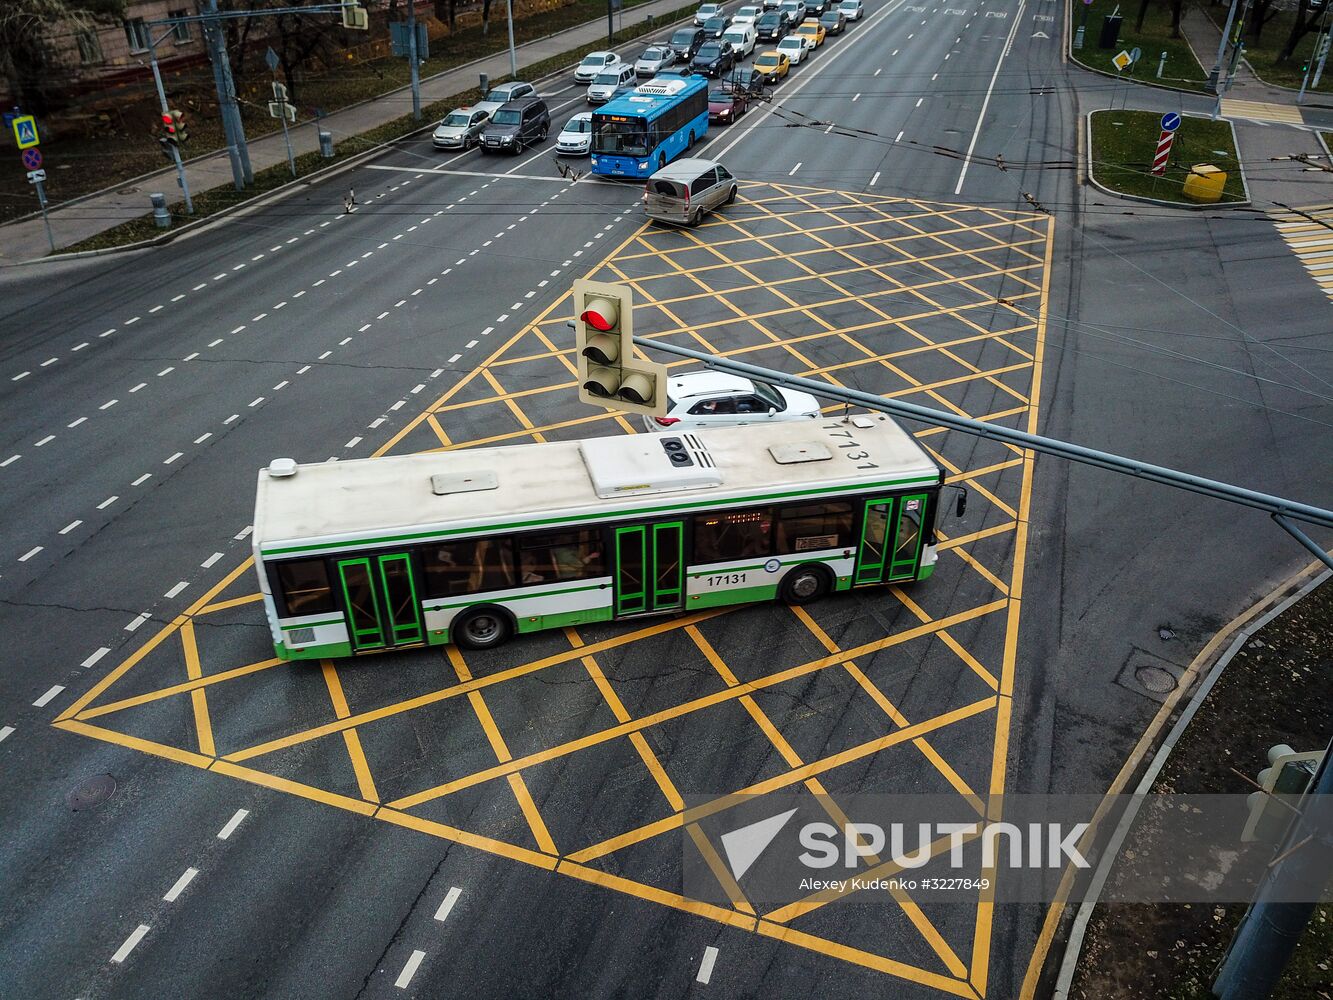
xmin=1183 ymin=164 xmax=1226 ymax=203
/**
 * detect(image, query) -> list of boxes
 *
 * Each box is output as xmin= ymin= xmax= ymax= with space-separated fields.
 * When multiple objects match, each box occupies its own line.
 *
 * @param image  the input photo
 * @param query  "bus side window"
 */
xmin=518 ymin=529 xmax=604 ymax=585
xmin=423 ymin=539 xmax=515 ymax=596
xmin=693 ymin=508 xmax=773 ymax=563
xmin=275 ymin=559 xmax=336 ymax=615
xmin=774 ymin=501 xmax=854 ymax=554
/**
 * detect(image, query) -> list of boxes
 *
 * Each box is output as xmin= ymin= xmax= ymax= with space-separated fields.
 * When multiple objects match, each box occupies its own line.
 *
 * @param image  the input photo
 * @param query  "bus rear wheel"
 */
xmin=453 ymin=607 xmax=513 ymax=649
xmin=688 ymin=129 xmax=696 ymax=149
xmin=779 ymin=565 xmax=831 ymax=606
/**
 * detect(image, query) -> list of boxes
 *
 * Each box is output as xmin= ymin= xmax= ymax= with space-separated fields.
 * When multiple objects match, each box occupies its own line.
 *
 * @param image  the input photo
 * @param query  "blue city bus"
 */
xmin=589 ymin=76 xmax=710 ymax=179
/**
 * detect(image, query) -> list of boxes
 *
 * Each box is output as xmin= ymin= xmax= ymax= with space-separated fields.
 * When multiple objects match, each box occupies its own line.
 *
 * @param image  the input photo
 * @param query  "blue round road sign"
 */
xmin=21 ymin=146 xmax=42 ymax=169
xmin=1161 ymin=112 xmax=1181 ymax=133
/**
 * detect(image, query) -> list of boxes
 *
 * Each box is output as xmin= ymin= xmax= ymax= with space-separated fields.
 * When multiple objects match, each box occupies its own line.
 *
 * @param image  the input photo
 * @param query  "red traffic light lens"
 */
xmin=579 ymin=295 xmax=619 ymax=332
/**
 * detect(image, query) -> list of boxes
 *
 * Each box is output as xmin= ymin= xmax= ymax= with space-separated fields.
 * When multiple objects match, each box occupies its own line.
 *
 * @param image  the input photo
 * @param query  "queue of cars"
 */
xmin=430 ymin=0 xmax=862 ymax=164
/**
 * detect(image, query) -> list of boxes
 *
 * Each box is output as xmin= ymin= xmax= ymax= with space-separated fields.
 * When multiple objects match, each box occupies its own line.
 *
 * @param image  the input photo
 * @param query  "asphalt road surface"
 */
xmin=1 ymin=1 xmax=1330 ymax=998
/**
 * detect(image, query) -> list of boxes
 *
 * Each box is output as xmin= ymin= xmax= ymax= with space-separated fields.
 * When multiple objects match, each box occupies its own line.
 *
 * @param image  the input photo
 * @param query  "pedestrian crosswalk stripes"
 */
xmin=1271 ymin=204 xmax=1333 ymax=298
xmin=1219 ymin=98 xmax=1306 ymax=127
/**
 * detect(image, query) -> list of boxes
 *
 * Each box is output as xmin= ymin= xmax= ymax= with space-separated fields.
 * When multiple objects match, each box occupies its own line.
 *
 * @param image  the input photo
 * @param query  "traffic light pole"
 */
xmin=147 ymin=36 xmax=194 ymax=215
xmin=408 ymin=0 xmax=422 ymax=122
xmin=629 ymin=337 xmax=1333 ymax=567
xmin=1213 ymin=740 xmax=1333 ymax=999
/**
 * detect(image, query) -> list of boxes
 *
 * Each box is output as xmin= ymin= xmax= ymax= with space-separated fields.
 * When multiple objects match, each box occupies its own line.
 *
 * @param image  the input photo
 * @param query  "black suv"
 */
xmin=756 ymin=10 xmax=790 ymax=40
xmin=668 ymin=26 xmax=706 ymax=61
xmin=692 ymin=40 xmax=736 ymax=77
xmin=480 ymin=96 xmax=550 ymax=154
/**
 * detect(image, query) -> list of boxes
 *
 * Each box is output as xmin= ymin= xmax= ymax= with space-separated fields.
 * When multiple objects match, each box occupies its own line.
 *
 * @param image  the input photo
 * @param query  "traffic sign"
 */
xmin=27 ymin=168 xmax=46 ymax=184
xmin=1130 ymin=46 xmax=1142 ymax=64
xmin=12 ymin=114 xmax=39 ymax=149
xmin=1161 ymin=111 xmax=1182 ymax=133
xmin=1152 ymin=130 xmax=1176 ymax=175
xmin=21 ymin=146 xmax=42 ymax=170
xmin=1112 ymin=50 xmax=1133 ymax=71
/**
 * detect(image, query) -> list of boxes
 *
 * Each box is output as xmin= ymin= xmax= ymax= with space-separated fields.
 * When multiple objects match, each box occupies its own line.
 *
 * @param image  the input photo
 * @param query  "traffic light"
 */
xmin=573 ymin=278 xmax=667 ymax=416
xmin=343 ymin=3 xmax=369 ymax=29
xmin=161 ymin=111 xmax=178 ymax=145
xmin=1241 ymin=744 xmax=1321 ymax=843
xmin=171 ymin=109 xmax=189 ymax=144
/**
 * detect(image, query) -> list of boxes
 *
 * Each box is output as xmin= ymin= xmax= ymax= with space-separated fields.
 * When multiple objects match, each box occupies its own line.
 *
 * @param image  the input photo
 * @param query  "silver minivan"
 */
xmin=642 ymin=158 xmax=738 ymax=226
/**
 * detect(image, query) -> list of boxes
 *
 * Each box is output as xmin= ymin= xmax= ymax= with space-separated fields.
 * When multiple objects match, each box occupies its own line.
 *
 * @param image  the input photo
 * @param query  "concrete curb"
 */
xmin=1084 ymin=109 xmax=1252 ymax=209
xmin=0 ymin=0 xmax=674 ymax=233
xmin=1064 ymin=0 xmax=1212 ymax=98
xmin=1052 ymin=565 xmax=1332 ymax=999
xmin=4 ymin=4 xmax=696 ymax=268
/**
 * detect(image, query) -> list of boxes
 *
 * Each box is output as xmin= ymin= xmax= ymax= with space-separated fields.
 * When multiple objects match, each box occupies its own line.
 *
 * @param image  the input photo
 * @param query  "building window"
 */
xmin=169 ymin=10 xmax=191 ymax=42
xmin=76 ymin=30 xmax=103 ymax=64
xmin=124 ymin=17 xmax=151 ymax=52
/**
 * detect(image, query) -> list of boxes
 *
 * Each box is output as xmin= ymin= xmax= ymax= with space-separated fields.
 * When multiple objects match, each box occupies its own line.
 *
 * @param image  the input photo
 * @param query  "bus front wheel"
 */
xmin=779 ymin=565 xmax=832 ymax=606
xmin=453 ymin=607 xmax=513 ymax=649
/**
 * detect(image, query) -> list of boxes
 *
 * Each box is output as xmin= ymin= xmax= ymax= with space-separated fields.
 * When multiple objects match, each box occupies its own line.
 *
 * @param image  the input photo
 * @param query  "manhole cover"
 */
xmin=1135 ymin=665 xmax=1177 ymax=694
xmin=66 ymin=774 xmax=116 ymax=811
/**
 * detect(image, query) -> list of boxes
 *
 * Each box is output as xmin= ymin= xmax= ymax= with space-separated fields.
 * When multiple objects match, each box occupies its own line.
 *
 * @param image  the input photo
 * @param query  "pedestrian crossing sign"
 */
xmin=12 ymin=115 xmax=40 ymax=149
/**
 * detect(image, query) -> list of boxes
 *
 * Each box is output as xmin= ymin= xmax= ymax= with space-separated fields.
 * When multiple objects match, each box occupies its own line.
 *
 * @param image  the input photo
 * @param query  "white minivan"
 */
xmin=587 ymin=62 xmax=637 ymax=103
xmin=722 ymin=24 xmax=756 ymax=57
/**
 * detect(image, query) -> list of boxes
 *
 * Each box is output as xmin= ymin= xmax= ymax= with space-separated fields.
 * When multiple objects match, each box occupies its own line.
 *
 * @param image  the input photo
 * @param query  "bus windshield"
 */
xmin=593 ymin=118 xmax=649 ymax=155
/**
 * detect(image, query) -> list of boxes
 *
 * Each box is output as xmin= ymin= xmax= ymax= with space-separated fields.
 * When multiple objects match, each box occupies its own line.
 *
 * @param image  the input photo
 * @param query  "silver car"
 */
xmin=634 ymin=44 xmax=677 ymax=77
xmin=641 ymin=371 xmax=822 ymax=431
xmin=472 ymin=81 xmax=535 ymax=121
xmin=432 ymin=107 xmax=489 ymax=150
xmin=586 ymin=62 xmax=637 ymax=104
xmin=642 ymin=158 xmax=738 ymax=226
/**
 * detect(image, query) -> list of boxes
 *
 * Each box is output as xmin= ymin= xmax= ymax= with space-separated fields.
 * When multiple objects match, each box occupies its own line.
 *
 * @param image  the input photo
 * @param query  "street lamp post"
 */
xmin=1207 ymin=0 xmax=1241 ymax=93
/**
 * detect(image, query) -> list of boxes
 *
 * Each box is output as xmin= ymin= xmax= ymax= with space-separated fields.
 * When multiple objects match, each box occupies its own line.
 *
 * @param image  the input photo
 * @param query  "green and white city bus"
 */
xmin=253 ymin=417 xmax=948 ymax=660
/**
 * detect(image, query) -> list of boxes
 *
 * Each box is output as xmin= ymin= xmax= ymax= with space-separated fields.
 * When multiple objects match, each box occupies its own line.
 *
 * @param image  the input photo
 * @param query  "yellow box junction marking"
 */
xmin=54 ymin=183 xmax=1051 ymax=998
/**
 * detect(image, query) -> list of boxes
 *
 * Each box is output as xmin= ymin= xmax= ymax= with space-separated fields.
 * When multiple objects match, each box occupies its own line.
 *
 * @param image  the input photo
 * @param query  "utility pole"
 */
xmin=1213 ymin=740 xmax=1333 ymax=999
xmin=146 ymin=29 xmax=194 ymax=213
xmin=607 ymin=0 xmax=615 ymax=44
xmin=1207 ymin=0 xmax=1241 ymax=93
xmin=407 ymin=0 xmax=421 ymax=121
xmin=506 ymin=0 xmax=518 ymax=77
xmin=1297 ymin=4 xmax=1332 ymax=102
xmin=201 ymin=0 xmax=253 ymax=187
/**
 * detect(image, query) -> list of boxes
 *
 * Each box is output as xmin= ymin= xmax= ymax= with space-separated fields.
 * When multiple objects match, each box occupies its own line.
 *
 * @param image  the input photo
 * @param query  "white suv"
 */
xmin=642 ymin=371 xmax=822 ymax=431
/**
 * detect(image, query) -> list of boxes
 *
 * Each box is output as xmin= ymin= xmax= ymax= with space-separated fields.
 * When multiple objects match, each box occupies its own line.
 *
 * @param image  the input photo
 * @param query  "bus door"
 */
xmin=853 ymin=494 xmax=929 ymax=586
xmin=335 ymin=553 xmax=425 ymax=652
xmin=613 ymin=522 xmax=684 ymax=616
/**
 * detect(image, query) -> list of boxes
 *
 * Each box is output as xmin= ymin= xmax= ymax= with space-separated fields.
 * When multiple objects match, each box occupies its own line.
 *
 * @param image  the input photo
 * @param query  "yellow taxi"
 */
xmin=753 ymin=49 xmax=791 ymax=82
xmin=796 ymin=18 xmax=827 ymax=47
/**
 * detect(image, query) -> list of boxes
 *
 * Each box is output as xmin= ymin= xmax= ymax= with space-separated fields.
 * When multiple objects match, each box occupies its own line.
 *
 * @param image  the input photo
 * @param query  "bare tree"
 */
xmin=0 ymin=0 xmax=126 ymax=113
xmin=1277 ymin=0 xmax=1322 ymax=62
xmin=225 ymin=0 xmax=347 ymax=102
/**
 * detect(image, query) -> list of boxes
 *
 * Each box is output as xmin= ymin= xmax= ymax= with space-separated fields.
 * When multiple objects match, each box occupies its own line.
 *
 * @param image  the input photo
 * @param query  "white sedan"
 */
xmin=557 ymin=112 xmax=593 ymax=155
xmin=837 ymin=0 xmax=863 ymax=19
xmin=731 ymin=3 xmax=763 ymax=24
xmin=641 ymin=371 xmax=822 ymax=431
xmin=776 ymin=33 xmax=810 ymax=65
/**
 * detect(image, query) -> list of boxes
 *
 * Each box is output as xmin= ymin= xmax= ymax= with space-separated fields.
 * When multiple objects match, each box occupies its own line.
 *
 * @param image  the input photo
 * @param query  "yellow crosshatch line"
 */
xmin=52 ymin=183 xmax=1052 ymax=999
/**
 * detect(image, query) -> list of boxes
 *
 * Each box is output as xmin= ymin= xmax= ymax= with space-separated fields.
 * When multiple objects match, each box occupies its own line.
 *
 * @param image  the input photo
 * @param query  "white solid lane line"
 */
xmin=434 ymin=886 xmax=463 ymax=921
xmin=163 ymin=867 xmax=199 ymax=902
xmin=217 ymin=808 xmax=249 ymax=840
xmin=396 ymin=950 xmax=427 ymax=989
xmin=955 ymin=0 xmax=1025 ymax=194
xmin=697 ymin=946 xmax=720 ymax=984
xmin=111 ymin=924 xmax=151 ymax=964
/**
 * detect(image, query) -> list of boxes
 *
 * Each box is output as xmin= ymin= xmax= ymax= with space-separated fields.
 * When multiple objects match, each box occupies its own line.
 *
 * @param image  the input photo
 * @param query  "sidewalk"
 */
xmin=0 ymin=0 xmax=690 ymax=264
